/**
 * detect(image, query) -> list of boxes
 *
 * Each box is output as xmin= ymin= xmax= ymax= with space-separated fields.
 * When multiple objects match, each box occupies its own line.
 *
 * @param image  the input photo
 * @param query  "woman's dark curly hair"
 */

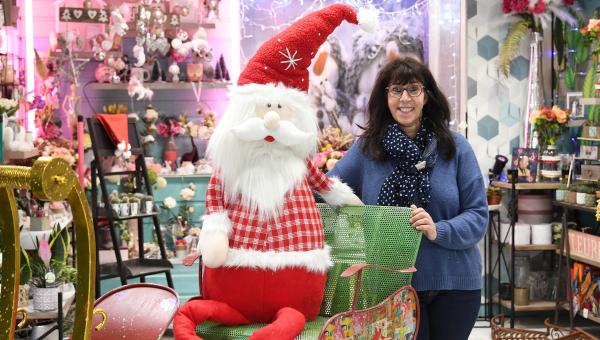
xmin=360 ymin=58 xmax=456 ymax=161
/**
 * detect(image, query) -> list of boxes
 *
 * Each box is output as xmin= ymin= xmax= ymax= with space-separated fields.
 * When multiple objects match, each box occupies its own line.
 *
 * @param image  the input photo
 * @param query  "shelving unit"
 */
xmin=88 ymin=116 xmax=173 ymax=297
xmin=489 ymin=180 xmax=560 ymax=328
xmin=87 ymin=81 xmax=231 ymax=91
xmin=552 ymin=200 xmax=600 ymax=328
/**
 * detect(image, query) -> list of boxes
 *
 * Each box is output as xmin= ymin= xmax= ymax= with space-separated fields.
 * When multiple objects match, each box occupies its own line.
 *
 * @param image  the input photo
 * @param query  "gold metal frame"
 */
xmin=0 ymin=157 xmax=96 ymax=340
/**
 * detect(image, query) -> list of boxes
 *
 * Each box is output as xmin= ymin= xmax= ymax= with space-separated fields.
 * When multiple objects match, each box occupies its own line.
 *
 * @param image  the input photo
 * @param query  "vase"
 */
xmin=163 ymin=136 xmax=178 ymax=170
xmin=525 ymin=32 xmax=546 ymax=148
xmin=540 ymin=145 xmax=561 ymax=182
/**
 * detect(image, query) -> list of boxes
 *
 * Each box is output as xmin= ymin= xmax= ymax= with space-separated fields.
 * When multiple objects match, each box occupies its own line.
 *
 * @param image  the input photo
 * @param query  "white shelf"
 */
xmin=579 ymin=98 xmax=600 ymax=105
xmin=88 ymin=81 xmax=231 ymax=91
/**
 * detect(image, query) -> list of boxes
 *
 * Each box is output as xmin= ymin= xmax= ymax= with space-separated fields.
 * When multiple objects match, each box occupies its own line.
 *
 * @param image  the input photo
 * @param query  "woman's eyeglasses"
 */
xmin=386 ymin=84 xmax=424 ymax=98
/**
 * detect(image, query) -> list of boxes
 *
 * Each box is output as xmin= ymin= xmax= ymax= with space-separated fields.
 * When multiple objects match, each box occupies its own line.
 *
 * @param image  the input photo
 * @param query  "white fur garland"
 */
xmin=223 ymin=246 xmax=332 ymax=273
xmin=319 ymin=177 xmax=358 ymax=207
xmin=201 ymin=212 xmax=233 ymax=236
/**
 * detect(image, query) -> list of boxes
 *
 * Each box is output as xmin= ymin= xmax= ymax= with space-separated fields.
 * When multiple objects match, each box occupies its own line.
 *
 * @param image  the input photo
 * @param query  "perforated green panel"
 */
xmin=196 ymin=204 xmax=422 ymax=339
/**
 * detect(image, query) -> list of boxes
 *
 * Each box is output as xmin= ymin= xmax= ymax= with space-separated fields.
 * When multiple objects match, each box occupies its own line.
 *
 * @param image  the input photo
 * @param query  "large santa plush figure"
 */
xmin=173 ymin=4 xmax=375 ymax=340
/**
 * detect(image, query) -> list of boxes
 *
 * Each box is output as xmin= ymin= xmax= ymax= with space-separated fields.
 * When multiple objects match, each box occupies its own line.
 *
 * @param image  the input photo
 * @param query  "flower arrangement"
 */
xmin=581 ymin=19 xmax=600 ymax=63
xmin=499 ymin=0 xmax=575 ymax=76
xmin=157 ymin=117 xmax=184 ymax=138
xmin=0 ymin=97 xmax=19 ymax=117
xmin=102 ymin=103 xmax=129 ymax=115
xmin=35 ymin=138 xmax=76 ymax=166
xmin=529 ymin=105 xmax=570 ymax=148
xmin=312 ymin=127 xmax=353 ymax=172
xmin=197 ymin=108 xmax=216 ymax=140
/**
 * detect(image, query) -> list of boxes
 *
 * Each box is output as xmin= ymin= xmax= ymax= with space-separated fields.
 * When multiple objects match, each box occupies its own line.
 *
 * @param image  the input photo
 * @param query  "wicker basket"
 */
xmin=491 ymin=315 xmax=597 ymax=340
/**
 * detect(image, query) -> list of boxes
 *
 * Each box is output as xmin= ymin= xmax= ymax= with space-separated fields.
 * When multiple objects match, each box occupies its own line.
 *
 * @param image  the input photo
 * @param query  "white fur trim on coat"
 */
xmin=319 ymin=177 xmax=358 ymax=207
xmin=201 ymin=212 xmax=233 ymax=236
xmin=223 ymin=246 xmax=332 ymax=273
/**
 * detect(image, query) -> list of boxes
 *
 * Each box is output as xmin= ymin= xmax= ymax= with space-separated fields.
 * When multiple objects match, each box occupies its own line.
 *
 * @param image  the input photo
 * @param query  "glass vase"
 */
xmin=163 ymin=136 xmax=178 ymax=170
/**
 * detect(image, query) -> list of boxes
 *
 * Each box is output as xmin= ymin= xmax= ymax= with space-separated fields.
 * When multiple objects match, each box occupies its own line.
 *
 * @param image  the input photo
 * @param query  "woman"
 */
xmin=329 ymin=58 xmax=487 ymax=340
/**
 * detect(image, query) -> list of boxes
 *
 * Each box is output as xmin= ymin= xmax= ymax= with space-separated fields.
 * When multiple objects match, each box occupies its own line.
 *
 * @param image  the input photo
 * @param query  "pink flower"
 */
xmin=157 ymin=122 xmax=170 ymax=138
xmin=38 ymin=237 xmax=52 ymax=268
xmin=313 ymin=152 xmax=327 ymax=168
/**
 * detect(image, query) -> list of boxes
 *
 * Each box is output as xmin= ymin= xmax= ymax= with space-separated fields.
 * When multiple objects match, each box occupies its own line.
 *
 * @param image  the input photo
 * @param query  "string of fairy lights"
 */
xmin=238 ymin=0 xmax=462 ymax=129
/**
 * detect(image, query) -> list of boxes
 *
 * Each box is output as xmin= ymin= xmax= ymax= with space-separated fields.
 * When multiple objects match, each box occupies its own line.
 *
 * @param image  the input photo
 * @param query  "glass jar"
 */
xmin=514 ymin=255 xmax=531 ymax=288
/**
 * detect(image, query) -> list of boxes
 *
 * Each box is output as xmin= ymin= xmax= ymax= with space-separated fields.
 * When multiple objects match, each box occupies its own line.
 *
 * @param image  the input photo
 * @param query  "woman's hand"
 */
xmin=409 ymin=204 xmax=437 ymax=241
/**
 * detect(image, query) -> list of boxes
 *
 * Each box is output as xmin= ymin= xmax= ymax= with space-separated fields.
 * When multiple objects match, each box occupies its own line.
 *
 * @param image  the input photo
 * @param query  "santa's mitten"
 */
xmin=320 ymin=177 xmax=363 ymax=207
xmin=199 ymin=212 xmax=231 ymax=268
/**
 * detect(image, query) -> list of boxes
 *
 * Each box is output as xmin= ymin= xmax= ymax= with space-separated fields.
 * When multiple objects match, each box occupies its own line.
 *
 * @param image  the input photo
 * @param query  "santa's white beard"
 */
xmin=218 ymin=142 xmax=307 ymax=219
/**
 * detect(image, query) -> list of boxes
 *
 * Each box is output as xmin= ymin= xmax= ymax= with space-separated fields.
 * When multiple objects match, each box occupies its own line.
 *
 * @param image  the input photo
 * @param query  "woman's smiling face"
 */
xmin=386 ymin=82 xmax=427 ymax=133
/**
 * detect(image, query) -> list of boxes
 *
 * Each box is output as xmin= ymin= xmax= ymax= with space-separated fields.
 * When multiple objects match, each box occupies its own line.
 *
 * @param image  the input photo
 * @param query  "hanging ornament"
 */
xmin=171 ymin=38 xmax=183 ymax=50
xmin=95 ymin=51 xmax=106 ymax=61
xmin=172 ymin=5 xmax=181 ymax=16
xmin=177 ymin=30 xmax=188 ymax=41
xmin=180 ymin=6 xmax=189 ymax=17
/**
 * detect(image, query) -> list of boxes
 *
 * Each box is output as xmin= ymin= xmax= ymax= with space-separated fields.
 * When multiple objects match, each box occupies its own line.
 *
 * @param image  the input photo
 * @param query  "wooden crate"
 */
xmin=581 ymin=164 xmax=600 ymax=181
xmin=568 ymin=230 xmax=600 ymax=266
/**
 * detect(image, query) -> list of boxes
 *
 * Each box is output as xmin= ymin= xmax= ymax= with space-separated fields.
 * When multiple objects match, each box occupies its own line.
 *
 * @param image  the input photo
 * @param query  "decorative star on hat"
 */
xmin=237 ymin=4 xmax=378 ymax=92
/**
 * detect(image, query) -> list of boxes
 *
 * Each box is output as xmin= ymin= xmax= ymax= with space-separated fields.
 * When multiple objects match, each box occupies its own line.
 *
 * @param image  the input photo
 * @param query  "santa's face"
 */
xmin=207 ymin=82 xmax=319 ymax=218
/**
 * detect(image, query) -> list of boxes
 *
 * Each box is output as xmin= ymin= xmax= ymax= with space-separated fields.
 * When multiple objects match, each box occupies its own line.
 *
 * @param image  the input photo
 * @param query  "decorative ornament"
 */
xmin=180 ymin=6 xmax=189 ymax=17
xmin=279 ymin=47 xmax=301 ymax=70
xmin=169 ymin=63 xmax=180 ymax=83
xmin=101 ymin=39 xmax=113 ymax=51
xmin=172 ymin=5 xmax=181 ymax=15
xmin=95 ymin=51 xmax=106 ymax=61
xmin=177 ymin=30 xmax=188 ymax=41
xmin=171 ymin=38 xmax=183 ymax=50
xmin=115 ymin=141 xmax=132 ymax=159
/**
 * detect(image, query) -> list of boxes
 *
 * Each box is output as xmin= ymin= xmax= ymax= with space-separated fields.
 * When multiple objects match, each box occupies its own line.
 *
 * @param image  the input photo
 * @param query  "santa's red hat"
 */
xmin=238 ymin=4 xmax=377 ymax=92
xmin=94 ymin=113 xmax=130 ymax=156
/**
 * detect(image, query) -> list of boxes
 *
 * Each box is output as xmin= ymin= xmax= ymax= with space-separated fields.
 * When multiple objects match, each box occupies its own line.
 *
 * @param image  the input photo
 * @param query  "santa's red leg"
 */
xmin=173 ymin=299 xmax=250 ymax=340
xmin=248 ymin=307 xmax=306 ymax=340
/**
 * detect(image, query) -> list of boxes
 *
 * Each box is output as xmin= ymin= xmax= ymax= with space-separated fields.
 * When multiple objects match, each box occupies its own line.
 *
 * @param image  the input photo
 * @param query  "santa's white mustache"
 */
xmin=231 ymin=117 xmax=313 ymax=146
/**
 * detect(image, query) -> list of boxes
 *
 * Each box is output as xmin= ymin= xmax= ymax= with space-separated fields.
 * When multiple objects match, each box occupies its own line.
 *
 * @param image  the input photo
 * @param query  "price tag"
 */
xmin=583 ymin=308 xmax=589 ymax=319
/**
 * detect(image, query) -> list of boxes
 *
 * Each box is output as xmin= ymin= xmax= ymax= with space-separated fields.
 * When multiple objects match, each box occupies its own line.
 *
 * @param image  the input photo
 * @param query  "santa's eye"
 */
xmin=277 ymin=104 xmax=282 ymax=109
xmin=267 ymin=103 xmax=272 ymax=108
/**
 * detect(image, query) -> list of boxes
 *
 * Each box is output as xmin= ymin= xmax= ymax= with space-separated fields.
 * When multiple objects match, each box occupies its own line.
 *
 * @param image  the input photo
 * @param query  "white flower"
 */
xmin=189 ymin=183 xmax=196 ymax=190
xmin=155 ymin=177 xmax=167 ymax=189
xmin=180 ymin=187 xmax=195 ymax=201
xmin=143 ymin=134 xmax=155 ymax=144
xmin=163 ymin=197 xmax=177 ymax=209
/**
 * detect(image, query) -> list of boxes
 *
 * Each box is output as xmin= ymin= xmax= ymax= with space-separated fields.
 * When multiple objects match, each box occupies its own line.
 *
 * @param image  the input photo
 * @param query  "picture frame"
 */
xmin=567 ymin=91 xmax=583 ymax=118
xmin=512 ymin=147 xmax=539 ymax=183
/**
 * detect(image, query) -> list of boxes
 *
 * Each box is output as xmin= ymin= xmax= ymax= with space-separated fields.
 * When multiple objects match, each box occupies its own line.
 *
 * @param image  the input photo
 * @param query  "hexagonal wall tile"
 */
xmin=499 ymin=102 xmax=521 ymax=127
xmin=510 ymin=56 xmax=530 ymax=81
xmin=477 ymin=115 xmax=499 ymax=140
xmin=468 ymin=77 xmax=477 ymax=99
xmin=477 ymin=35 xmax=499 ymax=61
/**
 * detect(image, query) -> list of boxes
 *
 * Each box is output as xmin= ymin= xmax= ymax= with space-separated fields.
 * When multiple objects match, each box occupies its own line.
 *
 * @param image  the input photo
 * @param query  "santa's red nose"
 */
xmin=264 ymin=136 xmax=275 ymax=142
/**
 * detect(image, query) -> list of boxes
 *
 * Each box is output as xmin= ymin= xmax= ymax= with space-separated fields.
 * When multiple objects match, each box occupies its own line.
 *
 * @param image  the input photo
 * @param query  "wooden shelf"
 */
xmin=561 ymin=303 xmax=600 ymax=324
xmin=491 ymin=240 xmax=558 ymax=251
xmin=88 ymin=81 xmax=231 ymax=90
xmin=552 ymin=200 xmax=596 ymax=213
xmin=555 ymin=249 xmax=600 ymax=268
xmin=492 ymin=296 xmax=556 ymax=312
xmin=491 ymin=181 xmax=561 ymax=190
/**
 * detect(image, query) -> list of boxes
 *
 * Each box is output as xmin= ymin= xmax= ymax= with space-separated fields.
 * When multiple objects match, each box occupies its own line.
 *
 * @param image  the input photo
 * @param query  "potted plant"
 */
xmin=110 ymin=196 xmax=121 ymax=215
xmin=143 ymin=195 xmax=154 ymax=213
xmin=575 ymin=183 xmax=587 ymax=205
xmin=487 ymin=186 xmax=503 ymax=205
xmin=26 ymin=225 xmax=77 ymax=311
xmin=119 ymin=196 xmax=130 ymax=217
xmin=584 ymin=185 xmax=597 ymax=207
xmin=555 ymin=183 xmax=567 ymax=202
xmin=130 ymin=197 xmax=140 ymax=216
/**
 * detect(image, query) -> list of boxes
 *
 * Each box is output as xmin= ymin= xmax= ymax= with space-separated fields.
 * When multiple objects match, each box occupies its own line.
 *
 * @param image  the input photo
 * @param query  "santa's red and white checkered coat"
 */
xmin=205 ymin=159 xmax=332 ymax=258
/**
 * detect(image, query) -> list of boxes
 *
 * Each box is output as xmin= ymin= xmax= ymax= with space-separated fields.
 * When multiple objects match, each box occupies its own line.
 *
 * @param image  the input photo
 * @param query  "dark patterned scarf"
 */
xmin=377 ymin=121 xmax=437 ymax=208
